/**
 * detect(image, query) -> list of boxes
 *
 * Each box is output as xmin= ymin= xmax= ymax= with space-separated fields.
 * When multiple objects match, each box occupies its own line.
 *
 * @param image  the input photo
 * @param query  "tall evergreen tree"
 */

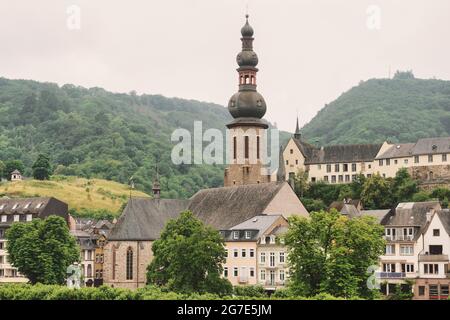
xmin=32 ymin=154 xmax=52 ymax=180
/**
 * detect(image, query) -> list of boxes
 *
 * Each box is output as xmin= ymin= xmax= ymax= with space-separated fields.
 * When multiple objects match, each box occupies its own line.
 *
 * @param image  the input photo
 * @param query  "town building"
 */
xmin=10 ymin=170 xmax=23 ymax=181
xmin=0 ymin=197 xmax=69 ymax=283
xmin=220 ymin=215 xmax=288 ymax=290
xmin=284 ymin=124 xmax=450 ymax=188
xmin=70 ymin=218 xmax=114 ymax=287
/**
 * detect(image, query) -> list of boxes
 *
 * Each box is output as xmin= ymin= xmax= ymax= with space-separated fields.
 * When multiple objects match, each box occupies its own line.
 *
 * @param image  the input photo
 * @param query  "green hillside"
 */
xmin=0 ymin=77 xmax=234 ymax=198
xmin=301 ymin=71 xmax=450 ymax=145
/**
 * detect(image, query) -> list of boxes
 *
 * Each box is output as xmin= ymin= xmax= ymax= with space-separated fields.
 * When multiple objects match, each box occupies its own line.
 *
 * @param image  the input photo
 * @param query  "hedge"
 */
xmin=0 ymin=284 xmax=354 ymax=300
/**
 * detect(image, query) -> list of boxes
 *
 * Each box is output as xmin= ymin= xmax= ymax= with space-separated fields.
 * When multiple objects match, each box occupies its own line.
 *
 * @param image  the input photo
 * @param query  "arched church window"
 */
xmin=244 ymin=136 xmax=249 ymax=159
xmin=233 ymin=137 xmax=237 ymax=160
xmin=126 ymin=247 xmax=133 ymax=280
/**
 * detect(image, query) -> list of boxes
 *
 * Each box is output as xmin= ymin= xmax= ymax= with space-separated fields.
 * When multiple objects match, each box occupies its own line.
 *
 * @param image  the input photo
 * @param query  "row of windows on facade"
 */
xmin=385 ymin=244 xmax=414 ymax=255
xmin=227 ymin=231 xmax=278 ymax=243
xmin=379 ymin=154 xmax=448 ymax=166
xmin=418 ymin=284 xmax=449 ymax=298
xmin=0 ymin=214 xmax=33 ymax=223
xmin=226 ymin=249 xmax=285 ymax=264
xmin=382 ymin=263 xmax=446 ymax=275
xmin=223 ymin=267 xmax=286 ymax=283
xmin=80 ymin=264 xmax=103 ymax=279
xmin=288 ymin=154 xmax=449 ymax=170
xmin=81 ymin=250 xmax=104 ymax=263
xmin=385 ymin=227 xmax=442 ymax=240
xmin=0 ymin=202 xmax=44 ymax=211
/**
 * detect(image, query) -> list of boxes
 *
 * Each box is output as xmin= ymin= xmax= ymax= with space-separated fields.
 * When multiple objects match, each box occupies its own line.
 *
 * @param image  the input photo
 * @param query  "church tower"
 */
xmin=224 ymin=15 xmax=271 ymax=187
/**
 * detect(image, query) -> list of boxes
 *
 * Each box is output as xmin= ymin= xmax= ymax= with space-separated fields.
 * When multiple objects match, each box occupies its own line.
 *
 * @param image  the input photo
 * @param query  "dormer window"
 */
xmin=245 ymin=231 xmax=251 ymax=239
xmin=270 ymin=235 xmax=276 ymax=244
xmin=233 ymin=231 xmax=239 ymax=240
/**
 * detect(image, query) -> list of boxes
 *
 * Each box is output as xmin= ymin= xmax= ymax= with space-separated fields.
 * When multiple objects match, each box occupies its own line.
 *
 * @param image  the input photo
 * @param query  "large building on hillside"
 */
xmin=103 ymin=16 xmax=309 ymax=289
xmin=284 ymin=123 xmax=450 ymax=188
xmin=0 ymin=197 xmax=69 ymax=283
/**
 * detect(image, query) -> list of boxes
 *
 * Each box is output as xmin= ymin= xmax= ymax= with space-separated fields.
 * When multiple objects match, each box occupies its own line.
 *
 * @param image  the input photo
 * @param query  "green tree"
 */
xmin=0 ymin=160 xmax=5 ymax=179
xmin=284 ymin=210 xmax=385 ymax=298
xmin=146 ymin=211 xmax=231 ymax=295
xmin=32 ymin=154 xmax=53 ymax=180
xmin=5 ymin=216 xmax=79 ymax=284
xmin=4 ymin=160 xmax=25 ymax=180
xmin=392 ymin=168 xmax=418 ymax=202
xmin=293 ymin=169 xmax=309 ymax=198
xmin=361 ymin=174 xmax=393 ymax=209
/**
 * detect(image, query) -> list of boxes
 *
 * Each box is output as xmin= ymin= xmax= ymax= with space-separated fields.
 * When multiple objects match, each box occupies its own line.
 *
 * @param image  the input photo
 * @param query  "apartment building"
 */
xmin=0 ymin=197 xmax=69 ymax=283
xmin=221 ymin=215 xmax=289 ymax=291
xmin=257 ymin=224 xmax=289 ymax=292
xmin=376 ymin=201 xmax=450 ymax=299
xmin=414 ymin=210 xmax=450 ymax=300
xmin=284 ymin=124 xmax=450 ymax=187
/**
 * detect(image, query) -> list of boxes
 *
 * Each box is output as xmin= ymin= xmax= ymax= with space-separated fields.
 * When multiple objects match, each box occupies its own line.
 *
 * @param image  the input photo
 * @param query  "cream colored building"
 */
xmin=285 ymin=126 xmax=450 ymax=187
xmin=221 ymin=215 xmax=289 ymax=291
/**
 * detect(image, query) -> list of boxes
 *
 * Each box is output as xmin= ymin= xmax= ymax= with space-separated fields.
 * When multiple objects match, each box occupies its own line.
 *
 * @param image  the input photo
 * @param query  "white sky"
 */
xmin=1 ymin=0 xmax=449 ymax=132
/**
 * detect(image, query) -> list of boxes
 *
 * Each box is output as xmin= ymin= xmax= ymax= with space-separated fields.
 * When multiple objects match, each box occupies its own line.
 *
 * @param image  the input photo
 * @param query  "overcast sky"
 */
xmin=1 ymin=0 xmax=449 ymax=132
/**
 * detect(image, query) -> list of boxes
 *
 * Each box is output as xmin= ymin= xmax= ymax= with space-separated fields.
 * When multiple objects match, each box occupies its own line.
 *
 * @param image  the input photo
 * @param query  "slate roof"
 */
xmin=188 ymin=182 xmax=287 ymax=230
xmin=437 ymin=210 xmax=450 ymax=236
xmin=360 ymin=209 xmax=391 ymax=223
xmin=292 ymin=137 xmax=317 ymax=159
xmin=376 ymin=143 xmax=415 ymax=159
xmin=223 ymin=215 xmax=283 ymax=240
xmin=305 ymin=143 xmax=382 ymax=164
xmin=381 ymin=201 xmax=441 ymax=227
xmin=0 ymin=197 xmax=52 ymax=215
xmin=108 ymin=198 xmax=190 ymax=241
xmin=411 ymin=137 xmax=450 ymax=155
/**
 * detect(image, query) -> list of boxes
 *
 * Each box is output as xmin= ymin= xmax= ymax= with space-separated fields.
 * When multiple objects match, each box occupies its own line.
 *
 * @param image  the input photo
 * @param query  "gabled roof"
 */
xmin=292 ymin=137 xmax=317 ymax=159
xmin=108 ymin=198 xmax=190 ymax=241
xmin=305 ymin=143 xmax=382 ymax=164
xmin=375 ymin=143 xmax=415 ymax=159
xmin=188 ymin=182 xmax=286 ymax=230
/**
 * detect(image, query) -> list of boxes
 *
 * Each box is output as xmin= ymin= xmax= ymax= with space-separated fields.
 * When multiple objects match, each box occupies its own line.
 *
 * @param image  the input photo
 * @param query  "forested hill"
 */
xmin=301 ymin=71 xmax=450 ymax=145
xmin=0 ymin=77 xmax=235 ymax=198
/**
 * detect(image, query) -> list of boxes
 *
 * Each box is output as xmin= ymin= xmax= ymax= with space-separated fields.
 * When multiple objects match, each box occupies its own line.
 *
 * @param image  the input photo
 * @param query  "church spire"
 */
xmin=152 ymin=165 xmax=161 ymax=199
xmin=294 ymin=116 xmax=301 ymax=140
xmin=227 ymin=15 xmax=267 ymax=128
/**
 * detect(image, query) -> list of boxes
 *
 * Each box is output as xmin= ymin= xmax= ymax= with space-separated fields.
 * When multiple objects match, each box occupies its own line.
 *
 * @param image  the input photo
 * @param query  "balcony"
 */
xmin=384 ymin=235 xmax=414 ymax=242
xmin=376 ymin=272 xmax=406 ymax=279
xmin=418 ymin=254 xmax=449 ymax=262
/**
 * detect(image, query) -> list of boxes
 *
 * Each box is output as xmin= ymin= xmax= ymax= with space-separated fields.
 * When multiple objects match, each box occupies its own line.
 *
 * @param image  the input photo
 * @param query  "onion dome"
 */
xmin=241 ymin=15 xmax=254 ymax=37
xmin=227 ymin=15 xmax=267 ymax=124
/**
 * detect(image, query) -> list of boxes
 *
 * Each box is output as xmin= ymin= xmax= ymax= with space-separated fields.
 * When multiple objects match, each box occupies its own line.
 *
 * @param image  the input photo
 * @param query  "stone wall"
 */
xmin=103 ymin=240 xmax=153 ymax=289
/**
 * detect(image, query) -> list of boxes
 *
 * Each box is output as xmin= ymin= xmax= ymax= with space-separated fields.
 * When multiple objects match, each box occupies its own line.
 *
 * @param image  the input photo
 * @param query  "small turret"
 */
xmin=294 ymin=116 xmax=301 ymax=140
